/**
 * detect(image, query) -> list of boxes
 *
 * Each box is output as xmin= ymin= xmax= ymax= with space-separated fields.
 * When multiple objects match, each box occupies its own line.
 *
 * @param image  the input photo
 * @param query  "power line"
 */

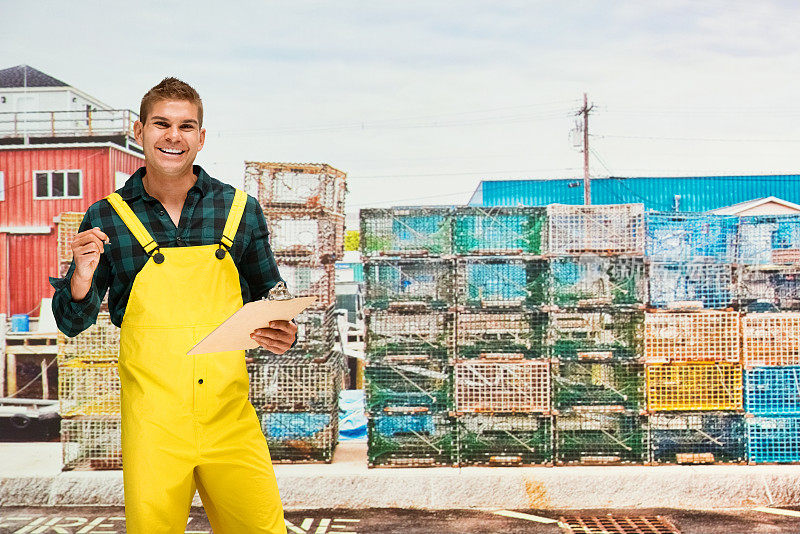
xmin=593 ymin=134 xmax=800 ymax=143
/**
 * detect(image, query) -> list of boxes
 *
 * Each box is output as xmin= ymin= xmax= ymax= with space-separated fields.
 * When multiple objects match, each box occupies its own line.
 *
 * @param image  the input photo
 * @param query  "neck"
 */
xmin=142 ymin=165 xmax=197 ymax=207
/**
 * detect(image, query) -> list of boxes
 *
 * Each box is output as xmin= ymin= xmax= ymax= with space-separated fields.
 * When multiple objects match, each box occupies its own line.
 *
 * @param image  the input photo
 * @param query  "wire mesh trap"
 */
xmin=454 ymin=309 xmax=547 ymax=360
xmin=452 ymin=206 xmax=546 ymax=255
xmin=745 ymin=366 xmax=800 ymax=415
xmin=742 ymin=312 xmax=800 ymax=367
xmin=368 ymin=413 xmax=455 ymax=467
xmin=61 ymin=415 xmax=122 ymax=470
xmin=248 ymin=307 xmax=336 ymax=361
xmin=549 ymin=256 xmax=646 ymax=308
xmin=646 ymin=363 xmax=743 ymax=411
xmin=244 ymin=161 xmax=346 ymax=213
xmin=259 ymin=410 xmax=338 ymax=463
xmin=649 ymin=412 xmax=746 ymax=464
xmin=453 ymin=359 xmax=550 ymax=414
xmin=747 ymin=416 xmax=800 ymax=463
xmin=56 ymin=212 xmax=84 ymax=262
xmin=644 ymin=311 xmax=741 ymax=364
xmin=264 ymin=209 xmax=344 ymax=263
xmin=738 ymin=214 xmax=800 ymax=265
xmin=548 ymin=311 xmax=643 ymax=361
xmin=360 ymin=207 xmax=453 ymax=256
xmin=546 ymin=203 xmax=645 ymax=256
xmin=645 ymin=212 xmax=738 ymax=263
xmin=364 ymin=258 xmax=455 ymax=309
xmin=559 ymin=515 xmax=680 ymax=534
xmin=277 ymin=262 xmax=336 ymax=309
xmin=365 ymin=309 xmax=454 ymax=365
xmin=648 ymin=262 xmax=735 ymax=310
xmin=57 ymin=312 xmax=120 ymax=363
xmin=553 ymin=362 xmax=645 ymax=412
xmin=58 ymin=360 xmax=121 ymax=417
xmin=364 ymin=362 xmax=451 ymax=414
xmin=555 ymin=412 xmax=647 ymax=465
xmin=454 ymin=413 xmax=552 ymax=466
xmin=739 ymin=266 xmax=800 ymax=311
xmin=454 ymin=256 xmax=548 ymax=308
xmin=248 ymin=353 xmax=342 ymax=413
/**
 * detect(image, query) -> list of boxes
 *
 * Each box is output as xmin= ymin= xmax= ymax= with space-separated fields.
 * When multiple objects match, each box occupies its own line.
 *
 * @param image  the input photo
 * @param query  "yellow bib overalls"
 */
xmin=106 ymin=189 xmax=286 ymax=534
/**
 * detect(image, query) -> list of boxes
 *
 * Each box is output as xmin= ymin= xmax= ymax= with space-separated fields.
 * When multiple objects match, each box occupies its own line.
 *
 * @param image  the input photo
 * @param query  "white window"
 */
xmin=33 ymin=170 xmax=82 ymax=199
xmin=0 ymin=171 xmax=4 ymax=201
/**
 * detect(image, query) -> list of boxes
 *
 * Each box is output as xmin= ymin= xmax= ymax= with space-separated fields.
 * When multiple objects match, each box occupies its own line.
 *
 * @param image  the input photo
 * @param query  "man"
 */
xmin=50 ymin=77 xmax=294 ymax=533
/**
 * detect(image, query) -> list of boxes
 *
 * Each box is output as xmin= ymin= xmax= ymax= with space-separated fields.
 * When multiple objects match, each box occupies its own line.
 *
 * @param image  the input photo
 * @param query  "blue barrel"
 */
xmin=10 ymin=314 xmax=29 ymax=333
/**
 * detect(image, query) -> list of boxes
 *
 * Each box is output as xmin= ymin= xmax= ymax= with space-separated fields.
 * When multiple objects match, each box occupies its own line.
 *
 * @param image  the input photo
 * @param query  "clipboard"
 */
xmin=187 ymin=296 xmax=317 ymax=355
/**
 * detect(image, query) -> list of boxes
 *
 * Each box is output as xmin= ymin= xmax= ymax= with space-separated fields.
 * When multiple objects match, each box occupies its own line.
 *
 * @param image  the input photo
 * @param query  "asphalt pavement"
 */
xmin=3 ymin=506 xmax=800 ymax=533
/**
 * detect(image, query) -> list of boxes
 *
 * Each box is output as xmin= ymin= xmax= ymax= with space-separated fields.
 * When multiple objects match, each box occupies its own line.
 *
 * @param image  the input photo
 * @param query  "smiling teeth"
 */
xmin=159 ymin=148 xmax=183 ymax=154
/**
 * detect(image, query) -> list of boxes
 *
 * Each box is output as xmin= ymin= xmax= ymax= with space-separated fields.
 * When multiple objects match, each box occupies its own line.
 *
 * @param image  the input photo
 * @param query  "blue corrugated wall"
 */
xmin=471 ymin=175 xmax=800 ymax=211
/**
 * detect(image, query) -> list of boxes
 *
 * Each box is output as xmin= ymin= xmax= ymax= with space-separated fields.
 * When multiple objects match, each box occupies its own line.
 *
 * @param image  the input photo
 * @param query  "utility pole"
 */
xmin=577 ymin=93 xmax=594 ymax=205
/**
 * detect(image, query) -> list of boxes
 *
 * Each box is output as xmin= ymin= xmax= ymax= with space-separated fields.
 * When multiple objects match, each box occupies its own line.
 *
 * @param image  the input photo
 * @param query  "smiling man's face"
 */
xmin=134 ymin=99 xmax=205 ymax=178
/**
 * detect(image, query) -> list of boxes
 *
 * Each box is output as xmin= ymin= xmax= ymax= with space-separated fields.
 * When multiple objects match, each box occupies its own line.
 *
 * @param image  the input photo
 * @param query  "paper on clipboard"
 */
xmin=187 ymin=296 xmax=316 ymax=355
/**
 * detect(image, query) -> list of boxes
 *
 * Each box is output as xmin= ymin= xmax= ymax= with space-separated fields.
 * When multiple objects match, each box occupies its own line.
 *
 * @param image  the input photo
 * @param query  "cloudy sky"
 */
xmin=4 ymin=1 xmax=800 ymax=225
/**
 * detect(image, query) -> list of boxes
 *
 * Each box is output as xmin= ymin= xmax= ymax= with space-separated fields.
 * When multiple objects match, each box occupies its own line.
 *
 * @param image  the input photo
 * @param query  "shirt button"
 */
xmin=158 ymin=209 xmax=165 ymax=216
xmin=198 ymin=379 xmax=203 ymax=384
xmin=177 ymin=237 xmax=184 ymax=245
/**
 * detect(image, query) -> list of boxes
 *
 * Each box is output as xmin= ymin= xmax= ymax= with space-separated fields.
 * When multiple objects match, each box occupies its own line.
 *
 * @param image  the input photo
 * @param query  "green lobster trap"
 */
xmin=452 ymin=206 xmax=546 ymax=255
xmin=360 ymin=206 xmax=453 ymax=256
xmin=455 ymin=413 xmax=552 ymax=466
xmin=368 ymin=413 xmax=455 ymax=467
xmin=365 ymin=362 xmax=451 ymax=415
xmin=455 ymin=257 xmax=548 ymax=308
xmin=548 ymin=311 xmax=643 ymax=361
xmin=364 ymin=258 xmax=455 ymax=309
xmin=549 ymin=256 xmax=646 ymax=308
xmin=555 ymin=412 xmax=647 ymax=465
xmin=454 ymin=309 xmax=547 ymax=360
xmin=553 ymin=362 xmax=645 ymax=413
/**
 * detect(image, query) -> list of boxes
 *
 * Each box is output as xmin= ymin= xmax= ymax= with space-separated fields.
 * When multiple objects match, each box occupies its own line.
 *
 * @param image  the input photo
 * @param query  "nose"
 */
xmin=164 ymin=124 xmax=182 ymax=142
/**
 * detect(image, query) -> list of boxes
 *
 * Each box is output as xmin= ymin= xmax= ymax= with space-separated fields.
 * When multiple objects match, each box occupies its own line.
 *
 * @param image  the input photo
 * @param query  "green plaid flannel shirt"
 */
xmin=50 ymin=165 xmax=285 ymax=337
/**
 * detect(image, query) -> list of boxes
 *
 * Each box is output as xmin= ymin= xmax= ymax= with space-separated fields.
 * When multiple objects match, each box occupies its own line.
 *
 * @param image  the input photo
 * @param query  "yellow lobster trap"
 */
xmin=646 ymin=363 xmax=743 ymax=411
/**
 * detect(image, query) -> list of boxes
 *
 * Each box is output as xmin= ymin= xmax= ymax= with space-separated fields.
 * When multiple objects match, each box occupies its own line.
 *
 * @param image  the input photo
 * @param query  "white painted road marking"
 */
xmin=492 ymin=510 xmax=559 ymax=524
xmin=754 ymin=507 xmax=800 ymax=518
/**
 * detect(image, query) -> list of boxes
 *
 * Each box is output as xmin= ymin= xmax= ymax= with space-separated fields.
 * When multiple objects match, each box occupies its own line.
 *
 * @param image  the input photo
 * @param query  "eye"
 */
xmin=181 ymin=124 xmax=195 ymax=130
xmin=154 ymin=121 xmax=169 ymax=127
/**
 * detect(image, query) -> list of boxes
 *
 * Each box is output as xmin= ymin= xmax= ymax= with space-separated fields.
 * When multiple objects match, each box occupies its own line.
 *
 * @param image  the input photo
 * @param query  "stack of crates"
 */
xmin=743 ymin=313 xmax=800 ymax=462
xmin=546 ymin=204 xmax=648 ymax=465
xmin=361 ymin=207 xmax=456 ymax=466
xmin=452 ymin=206 xmax=551 ymax=466
xmin=55 ymin=212 xmax=122 ymax=470
xmin=644 ymin=311 xmax=745 ymax=464
xmin=57 ymin=313 xmax=122 ymax=470
xmin=244 ymin=162 xmax=347 ymax=462
xmin=738 ymin=215 xmax=800 ymax=311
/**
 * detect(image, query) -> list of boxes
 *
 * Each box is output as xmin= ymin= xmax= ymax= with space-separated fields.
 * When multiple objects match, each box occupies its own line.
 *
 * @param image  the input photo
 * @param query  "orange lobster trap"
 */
xmin=742 ymin=312 xmax=800 ymax=367
xmin=644 ymin=311 xmax=740 ymax=364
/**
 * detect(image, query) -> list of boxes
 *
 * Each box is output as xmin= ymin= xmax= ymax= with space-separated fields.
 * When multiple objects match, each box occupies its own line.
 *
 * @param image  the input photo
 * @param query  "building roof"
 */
xmin=469 ymin=174 xmax=800 ymax=212
xmin=0 ymin=65 xmax=68 ymax=88
xmin=710 ymin=196 xmax=800 ymax=215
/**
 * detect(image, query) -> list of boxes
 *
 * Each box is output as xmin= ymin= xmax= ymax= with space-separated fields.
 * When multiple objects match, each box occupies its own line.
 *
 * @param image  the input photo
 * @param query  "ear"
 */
xmin=133 ymin=120 xmax=144 ymax=146
xmin=197 ymin=127 xmax=206 ymax=152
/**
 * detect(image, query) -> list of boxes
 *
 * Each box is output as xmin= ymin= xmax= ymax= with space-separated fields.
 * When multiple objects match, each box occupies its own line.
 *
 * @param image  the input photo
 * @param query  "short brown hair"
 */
xmin=139 ymin=77 xmax=203 ymax=126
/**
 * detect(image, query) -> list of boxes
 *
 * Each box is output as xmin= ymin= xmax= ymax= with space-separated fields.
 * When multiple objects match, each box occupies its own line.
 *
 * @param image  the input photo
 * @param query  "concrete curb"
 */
xmin=3 ymin=443 xmax=800 ymax=510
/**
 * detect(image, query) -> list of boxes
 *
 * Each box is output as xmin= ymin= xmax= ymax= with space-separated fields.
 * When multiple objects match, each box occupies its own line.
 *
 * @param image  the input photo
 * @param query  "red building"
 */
xmin=0 ymin=66 xmax=144 ymax=317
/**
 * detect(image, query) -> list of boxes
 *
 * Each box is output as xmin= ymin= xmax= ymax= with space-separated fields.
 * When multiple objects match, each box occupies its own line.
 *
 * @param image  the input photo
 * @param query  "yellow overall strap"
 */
xmin=220 ymin=189 xmax=247 ymax=249
xmin=105 ymin=193 xmax=160 ymax=256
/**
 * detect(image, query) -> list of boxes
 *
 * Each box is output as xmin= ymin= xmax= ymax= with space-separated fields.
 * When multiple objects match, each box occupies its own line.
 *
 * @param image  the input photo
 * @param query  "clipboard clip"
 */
xmin=266 ymin=281 xmax=293 ymax=301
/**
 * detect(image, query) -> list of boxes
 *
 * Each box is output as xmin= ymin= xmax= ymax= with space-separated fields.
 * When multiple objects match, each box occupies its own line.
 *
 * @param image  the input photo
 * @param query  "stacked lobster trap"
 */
xmin=451 ymin=206 xmax=553 ymax=466
xmin=546 ymin=204 xmax=647 ymax=465
xmin=361 ymin=206 xmax=457 ymax=466
xmin=644 ymin=311 xmax=745 ymax=463
xmin=55 ymin=213 xmax=122 ymax=470
xmin=244 ymin=162 xmax=347 ymax=462
xmin=57 ymin=313 xmax=122 ymax=470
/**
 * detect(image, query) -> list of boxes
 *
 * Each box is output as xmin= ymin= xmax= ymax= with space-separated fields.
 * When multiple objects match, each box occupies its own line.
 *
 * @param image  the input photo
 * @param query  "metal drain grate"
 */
xmin=559 ymin=515 xmax=680 ymax=534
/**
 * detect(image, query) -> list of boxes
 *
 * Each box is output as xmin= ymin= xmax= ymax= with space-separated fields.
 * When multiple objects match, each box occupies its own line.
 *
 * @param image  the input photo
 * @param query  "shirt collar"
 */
xmin=119 ymin=165 xmax=211 ymax=201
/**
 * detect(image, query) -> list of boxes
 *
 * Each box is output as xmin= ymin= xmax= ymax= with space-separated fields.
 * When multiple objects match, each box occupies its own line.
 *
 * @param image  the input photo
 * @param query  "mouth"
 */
xmin=157 ymin=147 xmax=186 ymax=156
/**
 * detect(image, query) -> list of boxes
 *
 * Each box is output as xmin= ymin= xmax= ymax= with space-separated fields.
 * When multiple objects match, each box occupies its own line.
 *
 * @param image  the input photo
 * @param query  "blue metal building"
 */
xmin=469 ymin=175 xmax=800 ymax=211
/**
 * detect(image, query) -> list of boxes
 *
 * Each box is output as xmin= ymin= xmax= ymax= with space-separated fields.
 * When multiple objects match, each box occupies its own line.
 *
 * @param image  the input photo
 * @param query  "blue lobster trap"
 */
xmin=648 ymin=262 xmax=735 ymax=310
xmin=364 ymin=258 xmax=455 ymax=309
xmin=368 ymin=413 xmax=455 ymax=467
xmin=738 ymin=215 xmax=800 ymax=265
xmin=549 ymin=256 xmax=646 ymax=308
xmin=747 ymin=416 xmax=800 ymax=463
xmin=455 ymin=257 xmax=548 ymax=308
xmin=745 ymin=366 xmax=800 ymax=415
xmin=645 ymin=212 xmax=738 ymax=263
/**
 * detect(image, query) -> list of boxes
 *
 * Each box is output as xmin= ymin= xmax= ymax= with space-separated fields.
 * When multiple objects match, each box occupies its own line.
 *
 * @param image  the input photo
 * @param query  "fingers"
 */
xmin=251 ymin=327 xmax=294 ymax=345
xmin=72 ymin=228 xmax=109 ymax=256
xmin=250 ymin=324 xmax=297 ymax=355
